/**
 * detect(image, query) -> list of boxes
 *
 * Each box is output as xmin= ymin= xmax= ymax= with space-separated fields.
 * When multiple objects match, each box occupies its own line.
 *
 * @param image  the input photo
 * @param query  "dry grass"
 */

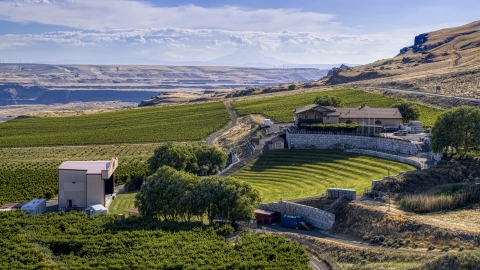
xmin=214 ymin=114 xmax=266 ymax=153
xmin=332 ymin=200 xmax=480 ymax=250
xmin=290 ymin=234 xmax=435 ymax=270
xmin=399 ymin=184 xmax=480 ymax=213
xmin=325 ymin=21 xmax=480 ymax=98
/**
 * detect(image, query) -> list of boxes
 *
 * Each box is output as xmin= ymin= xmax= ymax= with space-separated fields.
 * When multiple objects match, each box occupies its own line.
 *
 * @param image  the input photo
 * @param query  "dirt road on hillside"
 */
xmin=454 ymin=51 xmax=462 ymax=66
xmin=259 ymin=224 xmax=444 ymax=256
xmin=205 ymin=102 xmax=237 ymax=146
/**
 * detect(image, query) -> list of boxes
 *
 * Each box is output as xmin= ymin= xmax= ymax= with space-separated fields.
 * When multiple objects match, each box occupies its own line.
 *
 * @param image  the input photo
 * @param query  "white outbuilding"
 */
xmin=21 ymin=198 xmax=47 ymax=215
xmin=58 ymin=157 xmax=118 ymax=210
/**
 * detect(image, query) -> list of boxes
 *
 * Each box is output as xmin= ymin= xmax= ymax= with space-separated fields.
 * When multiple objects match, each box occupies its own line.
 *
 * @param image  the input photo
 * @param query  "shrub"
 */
xmin=428 ymin=244 xmax=435 ymax=251
xmin=442 ymin=246 xmax=450 ymax=252
xmin=399 ymin=183 xmax=480 ymax=213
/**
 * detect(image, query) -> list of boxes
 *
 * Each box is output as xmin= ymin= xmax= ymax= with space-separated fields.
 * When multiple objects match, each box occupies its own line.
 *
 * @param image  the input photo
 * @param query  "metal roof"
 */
xmin=254 ymin=209 xmax=278 ymax=215
xmin=295 ymin=104 xmax=402 ymax=119
xmin=59 ymin=160 xmax=111 ymax=175
xmin=21 ymin=199 xmax=46 ymax=209
xmin=0 ymin=202 xmax=26 ymax=210
xmin=336 ymin=106 xmax=402 ymax=119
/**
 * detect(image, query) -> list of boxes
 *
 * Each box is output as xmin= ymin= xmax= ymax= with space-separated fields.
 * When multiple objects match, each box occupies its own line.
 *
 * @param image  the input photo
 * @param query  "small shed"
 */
xmin=271 ymin=137 xmax=285 ymax=149
xmin=254 ymin=209 xmax=281 ymax=224
xmin=0 ymin=202 xmax=26 ymax=212
xmin=87 ymin=204 xmax=108 ymax=216
xmin=21 ymin=198 xmax=47 ymax=215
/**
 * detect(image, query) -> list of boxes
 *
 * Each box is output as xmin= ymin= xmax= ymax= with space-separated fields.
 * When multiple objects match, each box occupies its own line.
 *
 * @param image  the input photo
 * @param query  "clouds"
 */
xmin=1 ymin=0 xmax=336 ymax=32
xmin=0 ymin=27 xmax=409 ymax=63
xmin=0 ymin=1 xmax=416 ymax=64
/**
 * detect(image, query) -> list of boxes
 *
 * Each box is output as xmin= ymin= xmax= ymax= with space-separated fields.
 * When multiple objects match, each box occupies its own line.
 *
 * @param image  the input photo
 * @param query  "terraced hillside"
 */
xmin=232 ymin=89 xmax=444 ymax=127
xmin=232 ymin=150 xmax=417 ymax=203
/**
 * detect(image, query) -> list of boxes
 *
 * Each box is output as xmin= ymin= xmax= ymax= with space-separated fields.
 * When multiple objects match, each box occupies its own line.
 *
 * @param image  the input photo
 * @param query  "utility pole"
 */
xmin=388 ymin=167 xmax=391 ymax=212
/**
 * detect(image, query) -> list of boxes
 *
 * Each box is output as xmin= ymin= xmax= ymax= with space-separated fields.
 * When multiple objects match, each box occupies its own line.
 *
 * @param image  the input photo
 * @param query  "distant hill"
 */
xmin=324 ymin=20 xmax=480 ymax=98
xmin=0 ymin=64 xmax=328 ymax=105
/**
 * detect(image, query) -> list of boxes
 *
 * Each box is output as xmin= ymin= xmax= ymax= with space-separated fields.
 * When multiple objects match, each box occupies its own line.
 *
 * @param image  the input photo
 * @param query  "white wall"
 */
xmin=87 ymin=174 xmax=105 ymax=207
xmin=58 ymin=170 xmax=87 ymax=208
xmin=259 ymin=200 xmax=335 ymax=230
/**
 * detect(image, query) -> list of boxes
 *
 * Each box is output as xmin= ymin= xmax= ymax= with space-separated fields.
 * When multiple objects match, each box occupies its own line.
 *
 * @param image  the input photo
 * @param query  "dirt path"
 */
xmin=365 ymin=86 xmax=480 ymax=102
xmin=205 ymin=101 xmax=237 ymax=146
xmin=454 ymin=51 xmax=462 ymax=66
xmin=308 ymin=254 xmax=331 ymax=270
xmin=259 ymin=224 xmax=445 ymax=256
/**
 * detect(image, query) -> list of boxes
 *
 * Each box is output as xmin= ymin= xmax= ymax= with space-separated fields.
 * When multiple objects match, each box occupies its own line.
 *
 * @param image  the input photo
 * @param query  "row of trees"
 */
xmin=148 ymin=143 xmax=228 ymax=176
xmin=135 ymin=166 xmax=260 ymax=225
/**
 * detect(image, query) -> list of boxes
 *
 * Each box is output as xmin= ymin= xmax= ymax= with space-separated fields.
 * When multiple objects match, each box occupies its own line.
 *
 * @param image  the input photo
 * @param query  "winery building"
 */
xmin=58 ymin=157 xmax=118 ymax=210
xmin=294 ymin=104 xmax=402 ymax=127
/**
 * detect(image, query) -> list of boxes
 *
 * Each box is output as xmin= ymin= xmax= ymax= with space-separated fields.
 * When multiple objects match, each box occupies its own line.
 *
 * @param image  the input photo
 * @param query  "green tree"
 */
xmin=288 ymin=84 xmax=297 ymax=90
xmin=190 ymin=176 xmax=223 ymax=224
xmin=217 ymin=177 xmax=261 ymax=225
xmin=313 ymin=96 xmax=343 ymax=107
xmin=147 ymin=143 xmax=195 ymax=173
xmin=195 ymin=144 xmax=228 ymax=175
xmin=395 ymin=101 xmax=420 ymax=122
xmin=135 ymin=166 xmax=199 ymax=221
xmin=148 ymin=143 xmax=227 ymax=176
xmin=431 ymin=106 xmax=480 ymax=154
xmin=190 ymin=176 xmax=260 ymax=225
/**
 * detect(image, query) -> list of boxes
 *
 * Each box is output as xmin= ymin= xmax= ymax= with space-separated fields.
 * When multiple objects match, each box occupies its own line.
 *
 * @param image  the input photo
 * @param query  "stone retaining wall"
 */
xmin=327 ymin=188 xmax=356 ymax=200
xmin=258 ymin=200 xmax=335 ymax=229
xmin=286 ymin=132 xmax=419 ymax=155
xmin=345 ymin=149 xmax=425 ymax=169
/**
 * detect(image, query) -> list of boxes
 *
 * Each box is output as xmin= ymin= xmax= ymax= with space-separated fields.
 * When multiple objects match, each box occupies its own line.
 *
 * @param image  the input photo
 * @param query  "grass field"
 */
xmin=232 ymin=150 xmax=417 ymax=203
xmin=109 ymin=191 xmax=137 ymax=215
xmin=232 ymin=89 xmax=444 ymax=127
xmin=0 ymin=102 xmax=229 ymax=147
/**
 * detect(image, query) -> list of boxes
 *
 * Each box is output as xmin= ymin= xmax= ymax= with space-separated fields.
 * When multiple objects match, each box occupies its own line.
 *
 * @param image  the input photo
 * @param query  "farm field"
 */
xmin=0 ymin=211 xmax=311 ymax=269
xmin=232 ymin=88 xmax=444 ymax=127
xmin=0 ymin=144 xmax=158 ymax=205
xmin=0 ymin=102 xmax=230 ymax=147
xmin=232 ymin=150 xmax=417 ymax=203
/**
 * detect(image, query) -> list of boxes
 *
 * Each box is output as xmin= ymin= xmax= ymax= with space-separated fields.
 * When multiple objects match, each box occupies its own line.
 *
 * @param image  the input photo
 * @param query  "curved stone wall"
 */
xmin=286 ymin=132 xmax=419 ymax=155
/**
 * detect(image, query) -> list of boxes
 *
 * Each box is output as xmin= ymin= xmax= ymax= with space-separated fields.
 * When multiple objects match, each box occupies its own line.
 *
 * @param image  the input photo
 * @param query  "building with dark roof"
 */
xmin=294 ymin=104 xmax=402 ymax=127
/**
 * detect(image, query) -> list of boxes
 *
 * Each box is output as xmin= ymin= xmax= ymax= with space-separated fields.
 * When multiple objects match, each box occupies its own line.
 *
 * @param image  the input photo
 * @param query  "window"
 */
xmin=375 ymin=120 xmax=382 ymax=125
xmin=315 ymin=115 xmax=320 ymax=119
xmin=304 ymin=115 xmax=308 ymax=119
xmin=346 ymin=120 xmax=352 ymax=124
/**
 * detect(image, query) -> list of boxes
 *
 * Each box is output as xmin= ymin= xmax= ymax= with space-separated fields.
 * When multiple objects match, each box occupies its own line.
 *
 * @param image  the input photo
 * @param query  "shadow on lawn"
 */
xmin=247 ymin=149 xmax=359 ymax=172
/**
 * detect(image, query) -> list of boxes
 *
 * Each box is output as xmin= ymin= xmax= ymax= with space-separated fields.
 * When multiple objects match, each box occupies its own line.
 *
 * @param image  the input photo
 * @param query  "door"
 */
xmin=67 ymin=200 xmax=72 ymax=208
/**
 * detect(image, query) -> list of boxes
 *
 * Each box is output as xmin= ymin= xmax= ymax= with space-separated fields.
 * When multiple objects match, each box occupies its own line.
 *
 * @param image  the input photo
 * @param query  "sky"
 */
xmin=0 ymin=0 xmax=478 ymax=66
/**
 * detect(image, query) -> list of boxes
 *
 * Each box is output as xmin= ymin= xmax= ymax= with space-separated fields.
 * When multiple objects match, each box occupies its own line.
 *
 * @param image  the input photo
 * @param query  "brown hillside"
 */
xmin=325 ymin=20 xmax=480 ymax=98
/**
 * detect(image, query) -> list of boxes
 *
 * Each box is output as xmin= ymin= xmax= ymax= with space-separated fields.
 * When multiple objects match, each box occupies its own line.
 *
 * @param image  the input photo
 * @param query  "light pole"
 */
xmin=387 ymin=167 xmax=391 ymax=212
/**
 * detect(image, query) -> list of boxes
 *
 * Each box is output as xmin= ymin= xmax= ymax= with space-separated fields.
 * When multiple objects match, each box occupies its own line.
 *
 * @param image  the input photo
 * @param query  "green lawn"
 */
xmin=109 ymin=191 xmax=137 ymax=215
xmin=232 ymin=88 xmax=444 ymax=127
xmin=0 ymin=102 xmax=230 ymax=147
xmin=232 ymin=150 xmax=417 ymax=203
